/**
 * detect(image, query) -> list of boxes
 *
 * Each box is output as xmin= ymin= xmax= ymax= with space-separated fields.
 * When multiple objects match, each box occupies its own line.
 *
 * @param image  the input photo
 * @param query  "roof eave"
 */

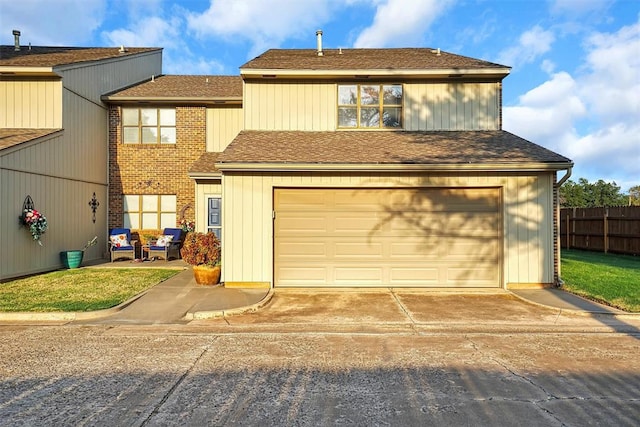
xmin=0 ymin=66 xmax=57 ymax=76
xmin=240 ymin=68 xmax=511 ymax=79
xmin=101 ymin=96 xmax=242 ymax=105
xmin=188 ymin=171 xmax=223 ymax=179
xmin=216 ymin=161 xmax=574 ymax=173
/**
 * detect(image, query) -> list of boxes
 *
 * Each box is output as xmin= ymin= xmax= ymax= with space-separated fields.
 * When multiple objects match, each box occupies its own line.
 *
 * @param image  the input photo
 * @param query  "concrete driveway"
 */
xmin=1 ymin=288 xmax=639 ymax=426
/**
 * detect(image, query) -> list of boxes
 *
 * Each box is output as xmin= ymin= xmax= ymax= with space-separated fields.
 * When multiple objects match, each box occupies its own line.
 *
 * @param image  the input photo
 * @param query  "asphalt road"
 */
xmin=1 ymin=292 xmax=639 ymax=426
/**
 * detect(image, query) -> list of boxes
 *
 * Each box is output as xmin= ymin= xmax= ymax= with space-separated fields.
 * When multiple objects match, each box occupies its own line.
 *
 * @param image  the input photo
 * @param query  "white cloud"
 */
xmin=186 ymin=0 xmax=337 ymax=58
xmin=102 ymin=16 xmax=182 ymax=49
xmin=0 ymin=0 xmax=106 ymax=45
xmin=497 ymin=25 xmax=555 ymax=67
xmin=579 ymin=20 xmax=640 ymax=124
xmin=504 ymin=20 xmax=640 ymax=188
xmin=353 ymin=0 xmax=454 ymax=47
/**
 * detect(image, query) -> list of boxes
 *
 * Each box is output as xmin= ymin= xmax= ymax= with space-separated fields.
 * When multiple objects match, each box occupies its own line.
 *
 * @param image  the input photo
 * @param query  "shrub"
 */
xmin=180 ymin=232 xmax=221 ymax=267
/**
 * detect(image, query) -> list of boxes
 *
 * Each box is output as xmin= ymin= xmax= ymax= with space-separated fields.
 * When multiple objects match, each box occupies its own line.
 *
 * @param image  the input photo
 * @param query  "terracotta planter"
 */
xmin=192 ymin=265 xmax=221 ymax=285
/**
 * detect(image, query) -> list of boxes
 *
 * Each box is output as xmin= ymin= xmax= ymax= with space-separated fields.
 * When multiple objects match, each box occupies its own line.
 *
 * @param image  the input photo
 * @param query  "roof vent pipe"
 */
xmin=12 ymin=30 xmax=21 ymax=51
xmin=316 ymin=30 xmax=323 ymax=56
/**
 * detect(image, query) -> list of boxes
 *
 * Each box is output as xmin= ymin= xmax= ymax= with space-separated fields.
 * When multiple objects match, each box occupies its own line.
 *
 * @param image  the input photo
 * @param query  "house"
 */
xmin=0 ymin=31 xmax=162 ymax=281
xmin=105 ymin=32 xmax=573 ymax=290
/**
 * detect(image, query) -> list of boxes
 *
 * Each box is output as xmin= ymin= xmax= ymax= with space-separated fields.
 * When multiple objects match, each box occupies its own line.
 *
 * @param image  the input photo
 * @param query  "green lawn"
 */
xmin=0 ymin=268 xmax=179 ymax=312
xmin=561 ymin=249 xmax=640 ymax=312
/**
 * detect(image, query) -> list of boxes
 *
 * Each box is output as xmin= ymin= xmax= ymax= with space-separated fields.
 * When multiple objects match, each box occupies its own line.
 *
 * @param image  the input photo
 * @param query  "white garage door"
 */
xmin=274 ymin=188 xmax=501 ymax=288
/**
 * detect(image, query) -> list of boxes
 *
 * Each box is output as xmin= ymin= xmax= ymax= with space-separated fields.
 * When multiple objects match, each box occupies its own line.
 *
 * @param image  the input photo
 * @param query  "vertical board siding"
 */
xmin=245 ymin=80 xmax=499 ymax=131
xmin=1 ymin=169 xmax=107 ymax=280
xmin=206 ymin=107 xmax=244 ymax=152
xmin=244 ymin=80 xmax=337 ymax=130
xmin=0 ymin=79 xmax=62 ymax=128
xmin=405 ymin=82 xmax=500 ymax=131
xmin=222 ymin=172 xmax=554 ymax=287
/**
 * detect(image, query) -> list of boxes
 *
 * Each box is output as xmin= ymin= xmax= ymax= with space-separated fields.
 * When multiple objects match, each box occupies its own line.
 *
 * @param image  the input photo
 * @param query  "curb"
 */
xmin=508 ymin=290 xmax=640 ymax=320
xmin=185 ymin=288 xmax=275 ymax=320
xmin=0 ymin=290 xmax=149 ymax=322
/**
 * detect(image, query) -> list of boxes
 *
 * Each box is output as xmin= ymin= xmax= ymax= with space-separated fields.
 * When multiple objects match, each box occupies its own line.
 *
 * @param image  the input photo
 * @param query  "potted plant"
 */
xmin=60 ymin=236 xmax=98 ymax=269
xmin=180 ymin=232 xmax=221 ymax=285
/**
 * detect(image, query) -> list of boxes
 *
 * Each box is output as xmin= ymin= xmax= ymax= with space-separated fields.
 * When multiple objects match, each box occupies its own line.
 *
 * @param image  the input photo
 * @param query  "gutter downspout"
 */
xmin=554 ymin=165 xmax=573 ymax=286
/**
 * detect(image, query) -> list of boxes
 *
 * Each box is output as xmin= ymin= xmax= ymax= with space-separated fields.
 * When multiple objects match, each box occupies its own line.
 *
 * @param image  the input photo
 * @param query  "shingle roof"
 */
xmin=217 ymin=130 xmax=571 ymax=168
xmin=241 ymin=48 xmax=509 ymax=71
xmin=105 ymin=75 xmax=243 ymax=99
xmin=0 ymin=46 xmax=160 ymax=68
xmin=189 ymin=152 xmax=221 ymax=175
xmin=0 ymin=128 xmax=61 ymax=151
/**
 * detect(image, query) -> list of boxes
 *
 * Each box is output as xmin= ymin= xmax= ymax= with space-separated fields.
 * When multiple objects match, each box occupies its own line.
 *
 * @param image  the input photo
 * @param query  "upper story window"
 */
xmin=122 ymin=107 xmax=176 ymax=144
xmin=338 ymin=84 xmax=403 ymax=129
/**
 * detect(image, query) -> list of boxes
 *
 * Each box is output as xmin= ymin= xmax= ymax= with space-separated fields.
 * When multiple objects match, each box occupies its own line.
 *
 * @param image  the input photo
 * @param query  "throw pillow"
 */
xmin=155 ymin=235 xmax=174 ymax=247
xmin=110 ymin=234 xmax=129 ymax=248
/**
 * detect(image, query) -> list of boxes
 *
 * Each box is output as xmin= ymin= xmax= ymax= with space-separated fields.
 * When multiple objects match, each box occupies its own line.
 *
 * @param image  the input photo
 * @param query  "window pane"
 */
xmin=360 ymin=107 xmax=380 ymax=127
xmin=160 ymin=195 xmax=177 ymax=211
xmin=338 ymin=107 xmax=357 ymax=127
xmin=382 ymin=107 xmax=402 ymax=128
xmin=140 ymin=109 xmax=157 ymax=126
xmin=160 ymin=213 xmax=176 ymax=229
xmin=338 ymin=85 xmax=357 ymax=105
xmin=160 ymin=127 xmax=176 ymax=144
xmin=159 ymin=109 xmax=176 ymax=126
xmin=142 ymin=195 xmax=158 ymax=211
xmin=123 ymin=127 xmax=139 ymax=143
xmin=124 ymin=213 xmax=139 ymax=229
xmin=123 ymin=195 xmax=139 ymax=212
xmin=122 ymin=109 xmax=139 ymax=125
xmin=142 ymin=213 xmax=158 ymax=229
xmin=360 ymin=86 xmax=379 ymax=105
xmin=383 ymin=85 xmax=402 ymax=105
xmin=142 ymin=127 xmax=158 ymax=144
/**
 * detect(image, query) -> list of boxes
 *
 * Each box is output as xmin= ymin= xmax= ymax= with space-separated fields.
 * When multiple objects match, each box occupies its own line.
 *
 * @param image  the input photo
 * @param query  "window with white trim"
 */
xmin=122 ymin=107 xmax=176 ymax=144
xmin=207 ymin=197 xmax=222 ymax=241
xmin=338 ymin=84 xmax=403 ymax=129
xmin=123 ymin=195 xmax=177 ymax=229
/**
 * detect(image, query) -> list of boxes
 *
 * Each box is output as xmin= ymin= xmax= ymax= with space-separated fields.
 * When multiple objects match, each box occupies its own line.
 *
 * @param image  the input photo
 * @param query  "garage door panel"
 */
xmin=334 ymin=242 xmax=384 ymax=258
xmin=275 ymin=188 xmax=501 ymax=288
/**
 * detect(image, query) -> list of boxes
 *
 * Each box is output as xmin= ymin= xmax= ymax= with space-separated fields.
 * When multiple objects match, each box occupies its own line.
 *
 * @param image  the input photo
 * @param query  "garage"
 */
xmin=274 ymin=187 xmax=502 ymax=287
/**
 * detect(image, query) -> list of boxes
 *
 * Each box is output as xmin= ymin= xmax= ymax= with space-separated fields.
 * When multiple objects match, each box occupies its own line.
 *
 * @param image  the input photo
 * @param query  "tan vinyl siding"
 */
xmin=206 ymin=107 xmax=244 ymax=152
xmin=1 ymin=167 xmax=107 ymax=281
xmin=244 ymin=80 xmax=336 ymax=130
xmin=404 ymin=82 xmax=500 ymax=130
xmin=57 ymin=51 xmax=162 ymax=104
xmin=244 ymin=80 xmax=500 ymax=131
xmin=0 ymin=79 xmax=63 ymax=128
xmin=221 ymin=172 xmax=555 ymax=287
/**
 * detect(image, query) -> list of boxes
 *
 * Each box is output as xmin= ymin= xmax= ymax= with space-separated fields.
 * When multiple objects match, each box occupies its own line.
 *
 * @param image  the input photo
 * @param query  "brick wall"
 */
xmin=108 ymin=105 xmax=205 ymax=230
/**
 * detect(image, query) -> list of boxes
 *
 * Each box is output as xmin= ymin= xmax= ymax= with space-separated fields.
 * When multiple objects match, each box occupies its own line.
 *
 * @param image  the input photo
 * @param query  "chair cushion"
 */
xmin=155 ymin=235 xmax=174 ymax=247
xmin=110 ymin=234 xmax=130 ymax=248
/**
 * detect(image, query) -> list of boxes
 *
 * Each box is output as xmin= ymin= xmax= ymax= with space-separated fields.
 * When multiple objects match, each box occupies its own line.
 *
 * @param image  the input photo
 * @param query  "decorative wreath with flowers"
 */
xmin=180 ymin=218 xmax=195 ymax=233
xmin=19 ymin=208 xmax=48 ymax=245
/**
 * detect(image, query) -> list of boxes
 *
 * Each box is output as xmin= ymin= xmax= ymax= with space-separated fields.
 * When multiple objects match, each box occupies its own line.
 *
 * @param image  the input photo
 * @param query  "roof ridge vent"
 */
xmin=119 ymin=45 xmax=128 ymax=53
xmin=431 ymin=48 xmax=441 ymax=56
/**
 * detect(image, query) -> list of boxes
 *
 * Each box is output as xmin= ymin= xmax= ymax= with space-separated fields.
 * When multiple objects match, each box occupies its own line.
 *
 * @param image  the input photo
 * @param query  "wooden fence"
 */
xmin=560 ymin=207 xmax=640 ymax=255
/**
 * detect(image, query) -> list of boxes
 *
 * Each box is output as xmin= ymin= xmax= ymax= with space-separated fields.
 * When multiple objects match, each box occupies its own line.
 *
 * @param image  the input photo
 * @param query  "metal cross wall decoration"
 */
xmin=89 ymin=192 xmax=100 ymax=223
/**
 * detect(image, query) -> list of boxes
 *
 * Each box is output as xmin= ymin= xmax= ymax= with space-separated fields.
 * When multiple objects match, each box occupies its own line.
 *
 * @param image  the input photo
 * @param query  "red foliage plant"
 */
xmin=180 ymin=232 xmax=221 ymax=267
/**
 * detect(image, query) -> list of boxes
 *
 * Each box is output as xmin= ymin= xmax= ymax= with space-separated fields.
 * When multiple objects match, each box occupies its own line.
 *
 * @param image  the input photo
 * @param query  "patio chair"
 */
xmin=147 ymin=228 xmax=183 ymax=261
xmin=109 ymin=228 xmax=137 ymax=262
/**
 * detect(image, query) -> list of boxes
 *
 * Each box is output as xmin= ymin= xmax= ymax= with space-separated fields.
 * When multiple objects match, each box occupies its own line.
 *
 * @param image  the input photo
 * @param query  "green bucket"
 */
xmin=60 ymin=250 xmax=84 ymax=269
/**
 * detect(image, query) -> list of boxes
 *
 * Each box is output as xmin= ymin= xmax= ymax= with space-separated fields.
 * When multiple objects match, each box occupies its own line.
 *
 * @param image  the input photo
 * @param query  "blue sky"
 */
xmin=2 ymin=0 xmax=639 ymax=192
